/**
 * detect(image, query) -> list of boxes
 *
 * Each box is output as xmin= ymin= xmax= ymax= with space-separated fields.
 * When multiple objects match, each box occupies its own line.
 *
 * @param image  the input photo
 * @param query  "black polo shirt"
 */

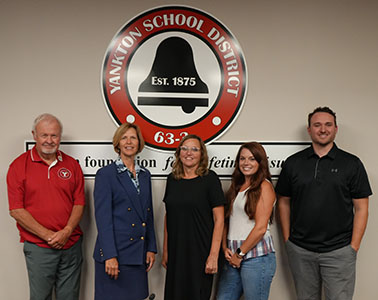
xmin=275 ymin=144 xmax=372 ymax=252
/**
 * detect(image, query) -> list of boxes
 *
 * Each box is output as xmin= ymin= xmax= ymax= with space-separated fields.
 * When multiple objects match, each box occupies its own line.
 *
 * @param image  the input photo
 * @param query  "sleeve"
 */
xmin=145 ymin=170 xmax=157 ymax=253
xmin=350 ymin=158 xmax=372 ymax=199
xmin=207 ymin=170 xmax=226 ymax=208
xmin=72 ymin=161 xmax=85 ymax=206
xmin=275 ymin=159 xmax=292 ymax=197
xmin=162 ymin=173 xmax=172 ymax=203
xmin=94 ymin=167 xmax=118 ymax=261
xmin=7 ymin=158 xmax=26 ymax=210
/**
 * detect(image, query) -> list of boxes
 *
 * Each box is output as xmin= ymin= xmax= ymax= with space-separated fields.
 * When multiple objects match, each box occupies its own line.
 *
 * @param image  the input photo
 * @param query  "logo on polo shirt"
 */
xmin=58 ymin=168 xmax=72 ymax=180
xmin=101 ymin=5 xmax=247 ymax=151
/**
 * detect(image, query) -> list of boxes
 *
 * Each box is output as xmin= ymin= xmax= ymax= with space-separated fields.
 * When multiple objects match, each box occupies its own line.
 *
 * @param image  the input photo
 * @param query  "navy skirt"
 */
xmin=95 ymin=261 xmax=149 ymax=300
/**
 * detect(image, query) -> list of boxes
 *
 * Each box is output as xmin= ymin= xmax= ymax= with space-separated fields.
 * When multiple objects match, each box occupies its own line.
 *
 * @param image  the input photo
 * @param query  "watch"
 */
xmin=236 ymin=248 xmax=246 ymax=257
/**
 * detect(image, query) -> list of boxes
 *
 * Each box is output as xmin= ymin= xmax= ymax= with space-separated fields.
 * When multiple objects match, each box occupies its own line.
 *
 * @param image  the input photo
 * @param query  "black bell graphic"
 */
xmin=138 ymin=36 xmax=209 ymax=114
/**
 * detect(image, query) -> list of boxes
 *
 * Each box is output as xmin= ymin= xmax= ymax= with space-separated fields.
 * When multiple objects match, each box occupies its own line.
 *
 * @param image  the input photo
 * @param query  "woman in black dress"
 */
xmin=162 ymin=134 xmax=225 ymax=300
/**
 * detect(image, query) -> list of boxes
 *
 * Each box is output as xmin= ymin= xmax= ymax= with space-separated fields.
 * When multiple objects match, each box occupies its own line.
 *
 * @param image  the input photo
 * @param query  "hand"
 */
xmin=161 ymin=250 xmax=168 ymax=269
xmin=350 ymin=243 xmax=359 ymax=252
xmin=146 ymin=252 xmax=155 ymax=272
xmin=223 ymin=248 xmax=233 ymax=262
xmin=47 ymin=227 xmax=72 ymax=249
xmin=43 ymin=229 xmax=56 ymax=244
xmin=105 ymin=257 xmax=120 ymax=280
xmin=205 ymin=254 xmax=218 ymax=274
xmin=229 ymin=253 xmax=242 ymax=269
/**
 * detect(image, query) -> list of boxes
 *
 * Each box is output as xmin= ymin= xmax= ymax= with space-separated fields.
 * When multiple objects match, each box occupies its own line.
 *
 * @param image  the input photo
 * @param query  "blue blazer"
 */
xmin=93 ymin=162 xmax=157 ymax=265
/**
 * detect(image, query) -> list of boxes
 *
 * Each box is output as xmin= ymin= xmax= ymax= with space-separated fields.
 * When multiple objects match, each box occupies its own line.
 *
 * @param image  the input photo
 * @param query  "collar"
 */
xmin=30 ymin=146 xmax=63 ymax=163
xmin=115 ymin=156 xmax=145 ymax=174
xmin=307 ymin=143 xmax=338 ymax=160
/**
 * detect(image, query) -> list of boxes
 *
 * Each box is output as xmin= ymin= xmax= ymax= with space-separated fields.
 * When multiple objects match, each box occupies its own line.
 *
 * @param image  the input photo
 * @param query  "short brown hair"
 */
xmin=308 ymin=106 xmax=337 ymax=127
xmin=172 ymin=134 xmax=209 ymax=180
xmin=112 ymin=123 xmax=145 ymax=155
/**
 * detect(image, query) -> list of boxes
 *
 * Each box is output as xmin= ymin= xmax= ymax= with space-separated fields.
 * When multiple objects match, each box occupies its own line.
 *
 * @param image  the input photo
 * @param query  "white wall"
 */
xmin=1 ymin=0 xmax=377 ymax=299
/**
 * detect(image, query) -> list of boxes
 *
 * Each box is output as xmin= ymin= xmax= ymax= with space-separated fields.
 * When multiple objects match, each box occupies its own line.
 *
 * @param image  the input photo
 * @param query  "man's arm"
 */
xmin=351 ymin=197 xmax=369 ymax=251
xmin=278 ymin=195 xmax=291 ymax=242
xmin=9 ymin=208 xmax=55 ymax=242
xmin=48 ymin=204 xmax=85 ymax=249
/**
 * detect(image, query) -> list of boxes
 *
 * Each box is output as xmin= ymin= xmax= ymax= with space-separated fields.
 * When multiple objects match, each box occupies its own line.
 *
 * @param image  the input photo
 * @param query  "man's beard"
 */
xmin=41 ymin=145 xmax=57 ymax=154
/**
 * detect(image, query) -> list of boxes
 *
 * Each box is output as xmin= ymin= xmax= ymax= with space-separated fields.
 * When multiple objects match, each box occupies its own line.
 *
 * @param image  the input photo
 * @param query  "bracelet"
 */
xmin=235 ymin=253 xmax=243 ymax=259
xmin=236 ymin=247 xmax=246 ymax=257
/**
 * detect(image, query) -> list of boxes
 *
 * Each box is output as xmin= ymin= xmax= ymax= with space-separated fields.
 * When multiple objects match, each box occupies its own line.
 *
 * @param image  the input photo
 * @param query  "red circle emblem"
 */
xmin=58 ymin=168 xmax=72 ymax=180
xmin=102 ymin=6 xmax=247 ymax=150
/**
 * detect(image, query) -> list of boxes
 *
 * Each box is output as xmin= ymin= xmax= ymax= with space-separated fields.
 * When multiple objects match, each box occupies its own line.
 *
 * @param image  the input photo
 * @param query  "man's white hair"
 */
xmin=32 ymin=113 xmax=63 ymax=134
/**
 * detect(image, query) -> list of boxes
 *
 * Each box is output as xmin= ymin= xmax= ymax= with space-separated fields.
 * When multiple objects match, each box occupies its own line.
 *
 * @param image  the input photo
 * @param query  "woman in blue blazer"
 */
xmin=93 ymin=122 xmax=157 ymax=300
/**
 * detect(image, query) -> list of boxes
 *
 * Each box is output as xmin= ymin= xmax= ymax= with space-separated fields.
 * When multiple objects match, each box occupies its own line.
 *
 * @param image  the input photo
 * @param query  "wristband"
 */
xmin=236 ymin=247 xmax=246 ymax=257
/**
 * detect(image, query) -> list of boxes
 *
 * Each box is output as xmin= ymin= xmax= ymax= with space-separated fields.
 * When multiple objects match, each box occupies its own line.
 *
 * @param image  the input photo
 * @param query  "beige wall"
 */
xmin=1 ymin=0 xmax=377 ymax=299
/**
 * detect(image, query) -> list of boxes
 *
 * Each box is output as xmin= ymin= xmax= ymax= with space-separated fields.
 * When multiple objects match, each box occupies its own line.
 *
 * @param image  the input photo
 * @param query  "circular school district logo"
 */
xmin=57 ymin=168 xmax=72 ymax=180
xmin=102 ymin=5 xmax=247 ymax=151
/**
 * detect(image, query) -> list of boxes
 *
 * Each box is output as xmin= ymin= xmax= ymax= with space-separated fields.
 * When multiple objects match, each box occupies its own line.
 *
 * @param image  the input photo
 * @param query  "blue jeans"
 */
xmin=216 ymin=252 xmax=276 ymax=300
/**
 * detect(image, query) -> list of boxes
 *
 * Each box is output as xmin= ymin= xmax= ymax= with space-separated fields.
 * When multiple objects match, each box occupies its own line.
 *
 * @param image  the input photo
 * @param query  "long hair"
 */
xmin=225 ymin=142 xmax=271 ymax=220
xmin=172 ymin=134 xmax=209 ymax=180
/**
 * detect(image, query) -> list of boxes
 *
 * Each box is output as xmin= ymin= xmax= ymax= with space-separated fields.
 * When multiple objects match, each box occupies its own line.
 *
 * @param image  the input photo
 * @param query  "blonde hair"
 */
xmin=112 ymin=123 xmax=145 ymax=154
xmin=172 ymin=134 xmax=209 ymax=179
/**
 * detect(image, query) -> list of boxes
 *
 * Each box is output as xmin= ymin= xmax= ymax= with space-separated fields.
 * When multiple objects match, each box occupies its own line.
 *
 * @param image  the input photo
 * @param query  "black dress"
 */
xmin=163 ymin=170 xmax=226 ymax=300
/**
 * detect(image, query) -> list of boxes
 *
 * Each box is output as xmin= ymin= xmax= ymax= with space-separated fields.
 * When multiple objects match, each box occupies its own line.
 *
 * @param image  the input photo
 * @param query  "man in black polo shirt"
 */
xmin=276 ymin=107 xmax=372 ymax=300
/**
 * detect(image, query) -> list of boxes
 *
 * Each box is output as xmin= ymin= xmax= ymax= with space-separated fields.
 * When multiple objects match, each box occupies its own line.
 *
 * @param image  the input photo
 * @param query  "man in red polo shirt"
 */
xmin=7 ymin=113 xmax=85 ymax=300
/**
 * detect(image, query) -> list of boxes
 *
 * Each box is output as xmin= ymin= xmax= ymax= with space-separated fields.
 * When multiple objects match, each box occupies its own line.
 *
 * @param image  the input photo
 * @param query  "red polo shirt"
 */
xmin=7 ymin=146 xmax=85 ymax=249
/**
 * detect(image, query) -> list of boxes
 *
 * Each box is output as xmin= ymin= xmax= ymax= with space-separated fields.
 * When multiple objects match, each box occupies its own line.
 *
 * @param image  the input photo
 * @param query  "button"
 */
xmin=130 ymin=237 xmax=134 ymax=241
xmin=142 ymin=223 xmax=146 ymax=227
xmin=132 ymin=223 xmax=135 ymax=227
xmin=147 ymin=208 xmax=151 ymax=212
xmin=128 ymin=207 xmax=131 ymax=211
xmin=140 ymin=236 xmax=144 ymax=240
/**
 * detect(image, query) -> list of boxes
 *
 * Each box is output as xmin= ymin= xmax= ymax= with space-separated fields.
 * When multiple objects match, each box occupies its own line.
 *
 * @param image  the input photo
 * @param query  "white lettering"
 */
xmin=109 ymin=66 xmax=121 ymax=76
xmin=163 ymin=13 xmax=174 ymax=26
xmin=153 ymin=15 xmax=164 ymax=28
xmin=226 ymin=59 xmax=239 ymax=71
xmin=110 ymin=84 xmax=121 ymax=94
xmin=175 ymin=14 xmax=186 ymax=26
xmin=143 ymin=19 xmax=153 ymax=32
xmin=143 ymin=14 xmax=204 ymax=33
xmin=207 ymin=27 xmax=242 ymax=98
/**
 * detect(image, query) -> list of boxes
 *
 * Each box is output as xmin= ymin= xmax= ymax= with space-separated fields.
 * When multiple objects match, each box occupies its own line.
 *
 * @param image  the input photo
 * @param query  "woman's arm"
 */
xmin=229 ymin=181 xmax=275 ymax=268
xmin=161 ymin=213 xmax=168 ymax=269
xmin=94 ymin=169 xmax=118 ymax=260
xmin=221 ymin=223 xmax=233 ymax=262
xmin=205 ymin=205 xmax=224 ymax=274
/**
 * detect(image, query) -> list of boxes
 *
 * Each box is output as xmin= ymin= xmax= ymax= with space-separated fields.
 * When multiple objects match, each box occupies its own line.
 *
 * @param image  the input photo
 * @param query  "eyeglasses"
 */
xmin=180 ymin=146 xmax=200 ymax=153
